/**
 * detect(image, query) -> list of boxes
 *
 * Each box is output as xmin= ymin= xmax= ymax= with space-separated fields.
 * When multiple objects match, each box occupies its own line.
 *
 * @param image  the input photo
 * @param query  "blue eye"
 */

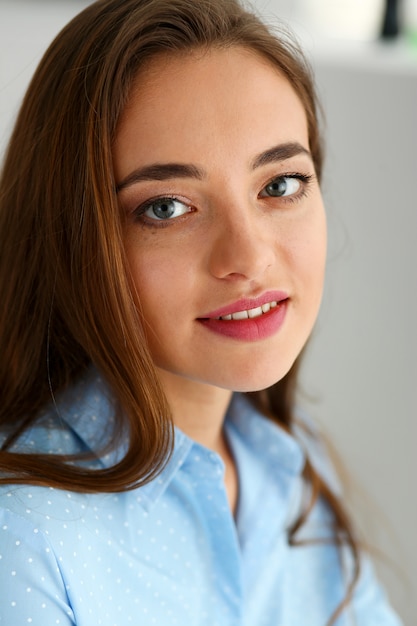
xmin=142 ymin=198 xmax=191 ymax=221
xmin=261 ymin=176 xmax=301 ymax=198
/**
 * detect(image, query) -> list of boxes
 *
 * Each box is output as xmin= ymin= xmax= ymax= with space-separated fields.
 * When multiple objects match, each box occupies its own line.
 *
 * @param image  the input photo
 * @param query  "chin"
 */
xmin=218 ymin=360 xmax=297 ymax=394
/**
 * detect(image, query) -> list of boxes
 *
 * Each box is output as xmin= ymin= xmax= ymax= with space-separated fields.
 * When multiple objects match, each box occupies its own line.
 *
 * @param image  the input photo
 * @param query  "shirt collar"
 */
xmin=54 ymin=366 xmax=304 ymax=509
xmin=47 ymin=365 xmax=123 ymax=465
xmin=225 ymin=393 xmax=305 ymax=477
xmin=51 ymin=366 xmax=196 ymax=481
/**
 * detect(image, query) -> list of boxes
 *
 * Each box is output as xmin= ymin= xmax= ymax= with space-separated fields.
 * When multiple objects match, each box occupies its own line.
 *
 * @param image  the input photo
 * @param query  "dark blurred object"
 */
xmin=381 ymin=0 xmax=402 ymax=38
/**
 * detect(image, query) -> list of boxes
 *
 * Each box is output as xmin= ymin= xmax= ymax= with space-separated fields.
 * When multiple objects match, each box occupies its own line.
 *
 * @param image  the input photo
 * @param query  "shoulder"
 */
xmin=0 ymin=483 xmax=127 ymax=569
xmin=0 ymin=483 xmax=91 ymax=528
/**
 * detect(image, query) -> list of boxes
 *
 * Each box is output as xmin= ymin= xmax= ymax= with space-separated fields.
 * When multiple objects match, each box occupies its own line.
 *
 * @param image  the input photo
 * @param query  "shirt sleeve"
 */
xmin=0 ymin=508 xmax=76 ymax=626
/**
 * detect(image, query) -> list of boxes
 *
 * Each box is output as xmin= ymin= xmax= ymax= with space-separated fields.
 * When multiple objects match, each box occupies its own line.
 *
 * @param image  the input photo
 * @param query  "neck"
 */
xmin=155 ymin=369 xmax=239 ymax=514
xmin=156 ymin=368 xmax=232 ymax=450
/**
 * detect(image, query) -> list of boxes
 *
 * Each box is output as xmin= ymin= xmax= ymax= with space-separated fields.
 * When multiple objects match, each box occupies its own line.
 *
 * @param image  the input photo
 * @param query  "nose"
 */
xmin=207 ymin=203 xmax=276 ymax=282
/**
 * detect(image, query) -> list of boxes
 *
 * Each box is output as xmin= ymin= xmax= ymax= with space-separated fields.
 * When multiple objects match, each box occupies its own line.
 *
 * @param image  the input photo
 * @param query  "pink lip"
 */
xmin=201 ymin=290 xmax=288 ymax=319
xmin=198 ymin=290 xmax=289 ymax=342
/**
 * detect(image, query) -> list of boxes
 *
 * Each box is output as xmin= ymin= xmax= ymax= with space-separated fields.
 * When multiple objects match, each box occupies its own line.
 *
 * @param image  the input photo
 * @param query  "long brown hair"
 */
xmin=0 ymin=0 xmax=358 ymax=622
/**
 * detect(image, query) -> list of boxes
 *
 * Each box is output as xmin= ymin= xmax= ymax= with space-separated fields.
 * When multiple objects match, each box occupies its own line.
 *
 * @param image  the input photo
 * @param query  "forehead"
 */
xmin=114 ymin=46 xmax=309 ymax=176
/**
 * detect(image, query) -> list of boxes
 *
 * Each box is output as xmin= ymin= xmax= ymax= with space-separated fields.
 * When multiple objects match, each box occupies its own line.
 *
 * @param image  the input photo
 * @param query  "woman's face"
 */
xmin=114 ymin=47 xmax=326 ymax=394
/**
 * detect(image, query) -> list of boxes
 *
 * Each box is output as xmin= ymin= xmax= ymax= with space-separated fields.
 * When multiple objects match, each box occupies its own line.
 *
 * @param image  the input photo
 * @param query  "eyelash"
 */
xmin=131 ymin=172 xmax=314 ymax=227
xmin=132 ymin=195 xmax=193 ymax=228
xmin=264 ymin=172 xmax=314 ymax=202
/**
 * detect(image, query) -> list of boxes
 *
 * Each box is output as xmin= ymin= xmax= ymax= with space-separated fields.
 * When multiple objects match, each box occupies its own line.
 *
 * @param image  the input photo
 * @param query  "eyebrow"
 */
xmin=116 ymin=141 xmax=312 ymax=193
xmin=250 ymin=141 xmax=312 ymax=169
xmin=116 ymin=163 xmax=204 ymax=192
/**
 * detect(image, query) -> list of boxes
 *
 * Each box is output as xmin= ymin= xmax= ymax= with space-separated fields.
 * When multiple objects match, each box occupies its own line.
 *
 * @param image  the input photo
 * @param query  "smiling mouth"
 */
xmin=198 ymin=297 xmax=288 ymax=341
xmin=214 ymin=301 xmax=278 ymax=321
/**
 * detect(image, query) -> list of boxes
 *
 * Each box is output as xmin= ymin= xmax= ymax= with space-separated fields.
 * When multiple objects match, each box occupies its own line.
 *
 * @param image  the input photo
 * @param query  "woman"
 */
xmin=0 ymin=0 xmax=402 ymax=624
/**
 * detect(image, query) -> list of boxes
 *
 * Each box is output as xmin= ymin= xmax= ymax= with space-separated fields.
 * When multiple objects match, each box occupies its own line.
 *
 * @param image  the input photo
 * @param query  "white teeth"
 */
xmin=218 ymin=301 xmax=279 ymax=321
xmin=233 ymin=310 xmax=249 ymax=320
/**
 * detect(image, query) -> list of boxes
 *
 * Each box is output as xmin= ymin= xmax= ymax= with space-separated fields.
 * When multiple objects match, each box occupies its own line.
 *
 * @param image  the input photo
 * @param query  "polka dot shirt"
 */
xmin=0 ymin=368 xmax=402 ymax=625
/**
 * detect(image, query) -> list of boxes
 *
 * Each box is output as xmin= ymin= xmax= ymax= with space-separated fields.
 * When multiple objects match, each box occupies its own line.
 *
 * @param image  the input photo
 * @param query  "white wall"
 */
xmin=0 ymin=1 xmax=92 ymax=153
xmin=1 ymin=1 xmax=415 ymax=623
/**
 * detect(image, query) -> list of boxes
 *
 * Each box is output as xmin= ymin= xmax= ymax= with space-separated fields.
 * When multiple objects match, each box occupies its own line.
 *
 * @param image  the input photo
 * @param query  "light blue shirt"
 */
xmin=0 ymin=368 xmax=402 ymax=625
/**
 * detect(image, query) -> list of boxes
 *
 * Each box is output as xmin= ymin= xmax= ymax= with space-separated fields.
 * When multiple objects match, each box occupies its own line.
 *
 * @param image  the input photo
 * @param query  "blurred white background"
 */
xmin=0 ymin=1 xmax=415 ymax=624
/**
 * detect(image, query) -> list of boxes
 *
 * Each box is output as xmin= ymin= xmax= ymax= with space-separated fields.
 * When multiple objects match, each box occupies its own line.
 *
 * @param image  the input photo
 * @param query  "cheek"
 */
xmin=285 ymin=210 xmax=327 ymax=288
xmin=125 ymin=236 xmax=196 ymax=314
